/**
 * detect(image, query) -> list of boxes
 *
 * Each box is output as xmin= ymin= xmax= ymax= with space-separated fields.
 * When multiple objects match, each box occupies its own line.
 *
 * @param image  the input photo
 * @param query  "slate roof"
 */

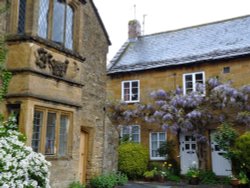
xmin=107 ymin=15 xmax=250 ymax=74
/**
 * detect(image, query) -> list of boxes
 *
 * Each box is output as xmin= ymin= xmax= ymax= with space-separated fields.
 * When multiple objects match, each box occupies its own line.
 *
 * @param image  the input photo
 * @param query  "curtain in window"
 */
xmin=59 ymin=115 xmax=69 ymax=156
xmin=32 ymin=111 xmax=43 ymax=152
xmin=65 ymin=5 xmax=73 ymax=49
xmin=18 ymin=0 xmax=26 ymax=33
xmin=45 ymin=112 xmax=56 ymax=155
xmin=38 ymin=0 xmax=49 ymax=38
xmin=52 ymin=0 xmax=65 ymax=44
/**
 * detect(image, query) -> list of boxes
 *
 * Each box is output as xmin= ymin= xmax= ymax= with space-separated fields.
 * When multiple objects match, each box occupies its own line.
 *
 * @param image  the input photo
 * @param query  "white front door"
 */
xmin=180 ymin=134 xmax=198 ymax=174
xmin=210 ymin=132 xmax=232 ymax=176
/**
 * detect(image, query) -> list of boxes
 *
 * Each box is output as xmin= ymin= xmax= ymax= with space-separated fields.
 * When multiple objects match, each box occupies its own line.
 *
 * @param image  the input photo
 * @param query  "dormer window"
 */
xmin=37 ymin=0 xmax=74 ymax=50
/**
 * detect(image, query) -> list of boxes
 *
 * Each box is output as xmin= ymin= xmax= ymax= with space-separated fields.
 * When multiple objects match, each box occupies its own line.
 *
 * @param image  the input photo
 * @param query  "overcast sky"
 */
xmin=93 ymin=0 xmax=250 ymax=62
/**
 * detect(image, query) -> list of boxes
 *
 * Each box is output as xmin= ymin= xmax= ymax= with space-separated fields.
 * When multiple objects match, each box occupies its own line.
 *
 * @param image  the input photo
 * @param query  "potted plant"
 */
xmin=143 ymin=170 xmax=155 ymax=181
xmin=238 ymin=171 xmax=249 ymax=188
xmin=185 ymin=166 xmax=200 ymax=185
xmin=230 ymin=175 xmax=240 ymax=187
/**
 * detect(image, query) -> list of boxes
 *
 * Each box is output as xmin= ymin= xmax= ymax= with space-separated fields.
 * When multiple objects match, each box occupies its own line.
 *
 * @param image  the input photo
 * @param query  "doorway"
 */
xmin=180 ymin=133 xmax=198 ymax=174
xmin=210 ymin=132 xmax=232 ymax=176
xmin=79 ymin=129 xmax=89 ymax=183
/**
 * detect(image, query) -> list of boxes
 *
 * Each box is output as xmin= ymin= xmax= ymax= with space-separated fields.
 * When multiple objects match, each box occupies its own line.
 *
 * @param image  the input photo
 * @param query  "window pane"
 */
xmin=132 ymin=81 xmax=138 ymax=88
xmin=45 ymin=112 xmax=56 ymax=155
xmin=185 ymin=82 xmax=193 ymax=89
xmin=195 ymin=73 xmax=203 ymax=81
xmin=151 ymin=133 xmax=157 ymax=141
xmin=18 ymin=0 xmax=26 ymax=33
xmin=185 ymin=75 xmax=192 ymax=82
xmin=132 ymin=134 xmax=139 ymax=143
xmin=59 ymin=115 xmax=69 ymax=156
xmin=32 ymin=111 xmax=43 ymax=152
xmin=38 ymin=0 xmax=49 ymax=38
xmin=123 ymin=82 xmax=130 ymax=88
xmin=132 ymin=126 xmax=139 ymax=134
xmin=159 ymin=133 xmax=166 ymax=141
xmin=65 ymin=5 xmax=73 ymax=49
xmin=52 ymin=0 xmax=65 ymax=44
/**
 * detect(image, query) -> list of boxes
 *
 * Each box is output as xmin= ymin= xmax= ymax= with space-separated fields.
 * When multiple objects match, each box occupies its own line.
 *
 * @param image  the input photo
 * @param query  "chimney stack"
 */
xmin=128 ymin=20 xmax=141 ymax=40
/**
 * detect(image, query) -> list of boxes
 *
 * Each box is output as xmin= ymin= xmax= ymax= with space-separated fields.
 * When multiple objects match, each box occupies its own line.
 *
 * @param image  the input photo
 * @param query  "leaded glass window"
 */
xmin=32 ymin=111 xmax=43 ymax=152
xmin=59 ymin=115 xmax=69 ymax=156
xmin=45 ymin=112 xmax=56 ymax=155
xmin=37 ymin=0 xmax=74 ymax=49
xmin=31 ymin=108 xmax=71 ymax=157
xmin=18 ymin=0 xmax=26 ymax=33
xmin=52 ymin=0 xmax=65 ymax=45
xmin=65 ymin=5 xmax=73 ymax=49
xmin=38 ymin=0 xmax=49 ymax=38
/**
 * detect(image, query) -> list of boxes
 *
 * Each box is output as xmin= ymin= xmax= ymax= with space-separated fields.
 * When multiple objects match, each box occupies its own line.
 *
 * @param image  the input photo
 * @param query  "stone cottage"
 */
xmin=0 ymin=0 xmax=118 ymax=187
xmin=107 ymin=16 xmax=250 ymax=176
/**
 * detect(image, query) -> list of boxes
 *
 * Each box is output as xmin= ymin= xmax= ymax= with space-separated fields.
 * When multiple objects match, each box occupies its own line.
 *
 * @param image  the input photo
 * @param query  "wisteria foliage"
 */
xmin=107 ymin=78 xmax=250 ymax=143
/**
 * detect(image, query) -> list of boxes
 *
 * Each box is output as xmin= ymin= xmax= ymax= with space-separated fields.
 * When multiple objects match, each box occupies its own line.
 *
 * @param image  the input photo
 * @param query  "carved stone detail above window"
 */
xmin=35 ymin=48 xmax=69 ymax=78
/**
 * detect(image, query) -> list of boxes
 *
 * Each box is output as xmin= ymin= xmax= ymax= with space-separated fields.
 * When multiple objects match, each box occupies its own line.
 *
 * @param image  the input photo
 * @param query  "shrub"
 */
xmin=234 ymin=132 xmax=250 ymax=172
xmin=90 ymin=172 xmax=128 ymax=188
xmin=118 ymin=142 xmax=149 ymax=179
xmin=167 ymin=174 xmax=181 ymax=182
xmin=115 ymin=172 xmax=128 ymax=186
xmin=68 ymin=181 xmax=85 ymax=188
xmin=199 ymin=170 xmax=218 ymax=185
xmin=0 ymin=115 xmax=51 ymax=187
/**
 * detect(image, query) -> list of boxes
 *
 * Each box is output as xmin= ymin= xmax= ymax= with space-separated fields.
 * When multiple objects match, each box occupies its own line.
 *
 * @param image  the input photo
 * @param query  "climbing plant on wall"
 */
xmin=0 ymin=35 xmax=11 ymax=101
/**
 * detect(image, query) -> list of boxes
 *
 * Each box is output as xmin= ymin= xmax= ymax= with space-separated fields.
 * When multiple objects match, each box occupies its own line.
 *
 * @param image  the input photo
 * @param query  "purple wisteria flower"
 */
xmin=186 ymin=110 xmax=202 ymax=119
xmin=207 ymin=77 xmax=221 ymax=88
xmin=163 ymin=113 xmax=173 ymax=121
xmin=153 ymin=110 xmax=164 ymax=118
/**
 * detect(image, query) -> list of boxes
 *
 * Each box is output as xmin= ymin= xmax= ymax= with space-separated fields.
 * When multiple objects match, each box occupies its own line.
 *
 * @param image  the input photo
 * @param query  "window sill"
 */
xmin=45 ymin=155 xmax=73 ymax=161
xmin=6 ymin=34 xmax=86 ymax=63
xmin=150 ymin=157 xmax=166 ymax=161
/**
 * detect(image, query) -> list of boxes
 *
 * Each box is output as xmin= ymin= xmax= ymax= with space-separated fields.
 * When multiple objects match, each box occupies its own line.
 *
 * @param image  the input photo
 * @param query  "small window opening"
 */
xmin=223 ymin=67 xmax=230 ymax=74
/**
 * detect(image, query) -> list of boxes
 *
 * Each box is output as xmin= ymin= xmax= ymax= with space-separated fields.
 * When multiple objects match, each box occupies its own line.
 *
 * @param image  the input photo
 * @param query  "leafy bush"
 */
xmin=118 ymin=142 xmax=149 ymax=179
xmin=167 ymin=174 xmax=181 ymax=182
xmin=234 ymin=132 xmax=250 ymax=172
xmin=199 ymin=170 xmax=218 ymax=185
xmin=68 ymin=181 xmax=85 ymax=188
xmin=0 ymin=115 xmax=51 ymax=187
xmin=115 ymin=172 xmax=128 ymax=186
xmin=90 ymin=172 xmax=128 ymax=188
xmin=157 ymin=140 xmax=175 ymax=158
xmin=214 ymin=123 xmax=238 ymax=159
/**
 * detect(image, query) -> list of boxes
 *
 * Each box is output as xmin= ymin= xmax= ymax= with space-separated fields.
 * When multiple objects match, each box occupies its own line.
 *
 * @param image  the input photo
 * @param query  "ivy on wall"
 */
xmin=0 ymin=2 xmax=12 ymax=101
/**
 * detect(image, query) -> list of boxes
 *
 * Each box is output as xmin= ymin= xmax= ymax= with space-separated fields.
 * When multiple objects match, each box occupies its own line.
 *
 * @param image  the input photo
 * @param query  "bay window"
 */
xmin=37 ymin=0 xmax=74 ymax=49
xmin=31 ymin=107 xmax=71 ymax=157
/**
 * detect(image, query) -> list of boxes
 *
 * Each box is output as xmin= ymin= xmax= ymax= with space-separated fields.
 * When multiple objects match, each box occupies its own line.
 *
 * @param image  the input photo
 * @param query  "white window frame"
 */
xmin=121 ymin=80 xmax=140 ymax=103
xmin=149 ymin=132 xmax=166 ymax=160
xmin=120 ymin=125 xmax=140 ymax=143
xmin=183 ymin=71 xmax=205 ymax=95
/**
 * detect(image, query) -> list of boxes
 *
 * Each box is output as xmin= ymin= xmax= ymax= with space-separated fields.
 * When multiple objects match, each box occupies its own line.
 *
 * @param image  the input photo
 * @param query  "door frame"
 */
xmin=79 ymin=127 xmax=89 ymax=184
xmin=179 ymin=133 xmax=198 ymax=174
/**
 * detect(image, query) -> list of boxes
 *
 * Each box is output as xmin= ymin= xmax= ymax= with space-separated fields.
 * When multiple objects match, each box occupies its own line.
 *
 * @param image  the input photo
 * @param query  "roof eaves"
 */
xmin=107 ymin=48 xmax=250 ymax=75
